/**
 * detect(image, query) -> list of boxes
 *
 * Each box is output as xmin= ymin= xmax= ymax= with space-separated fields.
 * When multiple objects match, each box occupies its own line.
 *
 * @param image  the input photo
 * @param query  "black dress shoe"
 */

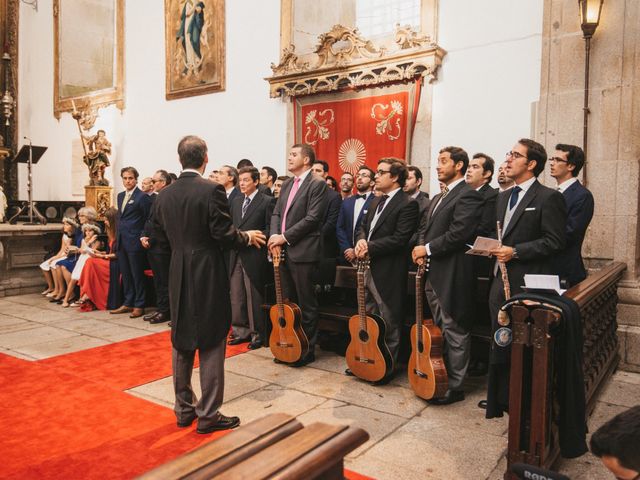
xmin=177 ymin=413 xmax=197 ymax=428
xmin=197 ymin=414 xmax=240 ymax=434
xmin=247 ymin=339 xmax=263 ymax=350
xmin=149 ymin=312 xmax=170 ymax=324
xmin=427 ymin=389 xmax=465 ymax=406
xmin=478 ymin=400 xmax=488 ymax=409
xmin=143 ymin=311 xmax=159 ymax=321
xmin=228 ymin=337 xmax=249 ymax=346
xmin=344 ymin=368 xmax=354 ymax=377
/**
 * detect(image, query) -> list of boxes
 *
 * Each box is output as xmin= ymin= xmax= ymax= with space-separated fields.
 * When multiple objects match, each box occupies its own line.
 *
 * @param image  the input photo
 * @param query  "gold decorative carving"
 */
xmin=84 ymin=186 xmax=113 ymax=221
xmin=266 ymin=24 xmax=445 ymax=98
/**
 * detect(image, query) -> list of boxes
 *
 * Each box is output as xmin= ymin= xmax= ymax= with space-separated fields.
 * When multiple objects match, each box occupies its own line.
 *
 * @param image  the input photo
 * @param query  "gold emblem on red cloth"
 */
xmin=371 ymin=100 xmax=403 ymax=140
xmin=338 ymin=138 xmax=367 ymax=174
xmin=304 ymin=109 xmax=335 ymax=145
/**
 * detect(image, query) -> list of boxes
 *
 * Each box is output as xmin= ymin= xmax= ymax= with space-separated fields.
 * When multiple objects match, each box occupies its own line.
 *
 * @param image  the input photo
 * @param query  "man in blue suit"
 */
xmin=336 ymin=166 xmax=375 ymax=265
xmin=111 ymin=167 xmax=152 ymax=318
xmin=550 ymin=144 xmax=594 ymax=287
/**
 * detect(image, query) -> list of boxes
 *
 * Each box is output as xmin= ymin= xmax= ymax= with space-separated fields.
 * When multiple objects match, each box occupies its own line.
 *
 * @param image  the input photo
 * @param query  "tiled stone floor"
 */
xmin=1 ymin=292 xmax=636 ymax=479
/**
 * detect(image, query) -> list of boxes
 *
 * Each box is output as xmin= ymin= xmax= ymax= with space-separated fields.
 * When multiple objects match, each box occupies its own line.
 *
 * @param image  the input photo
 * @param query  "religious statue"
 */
xmin=81 ymin=129 xmax=112 ymax=186
xmin=0 ymin=185 xmax=7 ymax=223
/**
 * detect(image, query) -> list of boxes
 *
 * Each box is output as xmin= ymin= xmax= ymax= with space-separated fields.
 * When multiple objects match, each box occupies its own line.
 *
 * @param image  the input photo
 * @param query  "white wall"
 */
xmin=18 ymin=0 xmax=287 ymax=200
xmin=429 ymin=0 xmax=543 ymax=193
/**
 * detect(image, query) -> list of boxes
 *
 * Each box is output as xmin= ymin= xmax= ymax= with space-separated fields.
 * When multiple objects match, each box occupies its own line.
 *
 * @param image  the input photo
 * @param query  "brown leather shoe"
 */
xmin=110 ymin=305 xmax=133 ymax=315
xmin=129 ymin=308 xmax=145 ymax=318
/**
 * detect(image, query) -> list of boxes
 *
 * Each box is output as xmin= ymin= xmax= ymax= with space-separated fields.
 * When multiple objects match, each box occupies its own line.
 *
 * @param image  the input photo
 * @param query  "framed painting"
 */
xmin=165 ymin=0 xmax=226 ymax=100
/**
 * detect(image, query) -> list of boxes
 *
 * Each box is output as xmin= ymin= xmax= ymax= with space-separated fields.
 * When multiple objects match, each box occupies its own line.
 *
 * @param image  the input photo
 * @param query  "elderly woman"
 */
xmin=60 ymin=223 xmax=103 ymax=307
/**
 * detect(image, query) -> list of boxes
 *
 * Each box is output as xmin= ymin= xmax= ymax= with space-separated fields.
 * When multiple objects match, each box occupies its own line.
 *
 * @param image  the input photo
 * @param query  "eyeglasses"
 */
xmin=548 ymin=157 xmax=569 ymax=164
xmin=506 ymin=151 xmax=528 ymax=160
xmin=376 ymin=170 xmax=392 ymax=176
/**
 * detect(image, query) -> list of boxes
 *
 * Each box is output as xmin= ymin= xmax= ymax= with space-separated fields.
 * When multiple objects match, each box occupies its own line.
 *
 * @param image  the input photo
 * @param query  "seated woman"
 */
xmin=77 ymin=208 xmax=119 ymax=311
xmin=60 ymin=223 xmax=103 ymax=307
xmin=40 ymin=218 xmax=77 ymax=297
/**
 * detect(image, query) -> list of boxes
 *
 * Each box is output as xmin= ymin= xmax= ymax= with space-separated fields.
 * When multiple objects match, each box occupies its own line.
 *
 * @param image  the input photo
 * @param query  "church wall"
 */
xmin=17 ymin=0 xmax=286 ymax=201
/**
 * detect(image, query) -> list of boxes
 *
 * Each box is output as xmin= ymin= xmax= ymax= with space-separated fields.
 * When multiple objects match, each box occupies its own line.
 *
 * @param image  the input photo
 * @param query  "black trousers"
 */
xmin=280 ymin=260 xmax=319 ymax=354
xmin=148 ymin=250 xmax=170 ymax=314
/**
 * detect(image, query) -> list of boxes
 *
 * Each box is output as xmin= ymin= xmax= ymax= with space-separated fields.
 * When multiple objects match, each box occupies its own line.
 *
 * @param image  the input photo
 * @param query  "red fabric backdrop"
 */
xmin=294 ymin=82 xmax=421 ymax=177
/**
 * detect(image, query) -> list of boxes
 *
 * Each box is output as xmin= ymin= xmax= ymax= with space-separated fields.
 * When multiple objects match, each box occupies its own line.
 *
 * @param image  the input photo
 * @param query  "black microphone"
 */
xmin=511 ymin=463 xmax=570 ymax=480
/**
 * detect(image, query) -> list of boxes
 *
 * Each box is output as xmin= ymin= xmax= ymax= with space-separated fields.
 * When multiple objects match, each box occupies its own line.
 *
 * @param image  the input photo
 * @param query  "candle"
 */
xmin=71 ymin=99 xmax=77 ymax=113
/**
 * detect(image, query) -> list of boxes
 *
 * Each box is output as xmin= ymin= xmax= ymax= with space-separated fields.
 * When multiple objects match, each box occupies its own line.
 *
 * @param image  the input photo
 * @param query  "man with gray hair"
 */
xmin=219 ymin=165 xmax=240 ymax=204
xmin=153 ymin=135 xmax=266 ymax=434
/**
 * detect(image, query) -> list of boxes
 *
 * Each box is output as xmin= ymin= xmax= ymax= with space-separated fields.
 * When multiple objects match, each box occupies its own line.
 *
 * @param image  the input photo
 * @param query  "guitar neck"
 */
xmin=357 ymin=264 xmax=367 ymax=332
xmin=415 ymin=267 xmax=424 ymax=342
xmin=273 ymin=263 xmax=284 ymax=317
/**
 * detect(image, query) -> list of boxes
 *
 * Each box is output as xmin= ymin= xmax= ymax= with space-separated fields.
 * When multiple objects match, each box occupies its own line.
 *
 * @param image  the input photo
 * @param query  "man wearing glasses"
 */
xmin=549 ymin=144 xmax=594 ymax=286
xmin=485 ymin=138 xmax=567 ymax=418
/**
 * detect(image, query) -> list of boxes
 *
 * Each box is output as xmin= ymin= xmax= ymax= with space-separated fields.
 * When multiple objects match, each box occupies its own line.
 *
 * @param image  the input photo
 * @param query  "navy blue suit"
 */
xmin=557 ymin=180 xmax=594 ymax=286
xmin=336 ymin=192 xmax=374 ymax=264
xmin=117 ymin=187 xmax=152 ymax=308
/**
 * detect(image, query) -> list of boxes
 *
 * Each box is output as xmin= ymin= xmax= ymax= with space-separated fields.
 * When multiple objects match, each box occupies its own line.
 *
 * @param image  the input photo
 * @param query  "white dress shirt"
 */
xmin=556 ymin=177 xmax=578 ymax=193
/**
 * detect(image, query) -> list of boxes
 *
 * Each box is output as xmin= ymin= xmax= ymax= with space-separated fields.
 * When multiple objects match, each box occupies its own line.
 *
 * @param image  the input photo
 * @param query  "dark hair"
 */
xmin=518 ymin=138 xmax=547 ymax=177
xmin=326 ymin=176 xmax=338 ymax=190
xmin=313 ymin=160 xmax=330 ymax=173
xmin=222 ymin=165 xmax=239 ymax=186
xmin=103 ymin=207 xmax=118 ymax=241
xmin=277 ymin=175 xmax=289 ymax=182
xmin=555 ymin=143 xmax=585 ymax=177
xmin=439 ymin=146 xmax=469 ymax=175
xmin=120 ymin=166 xmax=139 ymax=179
xmin=472 ymin=153 xmax=495 ymax=183
xmin=341 ymin=171 xmax=354 ymax=179
xmin=358 ymin=166 xmax=375 ymax=179
xmin=378 ymin=158 xmax=408 ymax=187
xmin=238 ymin=166 xmax=260 ymax=183
xmin=237 ymin=158 xmax=253 ymax=169
xmin=407 ymin=165 xmax=423 ymax=184
xmin=177 ymin=135 xmax=207 ymax=169
xmin=590 ymin=406 xmax=640 ymax=472
xmin=155 ymin=169 xmax=172 ymax=185
xmin=262 ymin=166 xmax=277 ymax=183
xmin=169 ymin=172 xmax=178 ymax=181
xmin=292 ymin=143 xmax=316 ymax=166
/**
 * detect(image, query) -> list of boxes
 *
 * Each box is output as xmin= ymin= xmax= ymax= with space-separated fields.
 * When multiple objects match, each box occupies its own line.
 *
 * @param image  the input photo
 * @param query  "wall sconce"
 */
xmin=578 ymin=0 xmax=604 ymax=187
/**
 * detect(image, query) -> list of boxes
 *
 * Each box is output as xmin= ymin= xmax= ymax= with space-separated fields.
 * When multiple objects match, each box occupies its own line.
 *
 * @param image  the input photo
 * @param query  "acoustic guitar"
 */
xmin=345 ymin=258 xmax=394 ymax=383
xmin=408 ymin=260 xmax=448 ymax=400
xmin=268 ymin=250 xmax=309 ymax=364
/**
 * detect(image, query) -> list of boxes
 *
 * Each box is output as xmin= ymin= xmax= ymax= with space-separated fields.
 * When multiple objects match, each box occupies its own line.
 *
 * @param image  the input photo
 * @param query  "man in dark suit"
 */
xmin=260 ymin=166 xmax=278 ymax=196
xmin=311 ymin=160 xmax=342 ymax=262
xmin=404 ymin=165 xmax=430 ymax=270
xmin=339 ymin=171 xmax=354 ymax=200
xmin=268 ymin=144 xmax=328 ymax=367
xmin=110 ymin=167 xmax=152 ymax=319
xmin=486 ymin=138 xmax=567 ymax=418
xmin=153 ymin=135 xmax=265 ymax=434
xmin=336 ymin=166 xmax=375 ymax=266
xmin=219 ymin=165 xmax=240 ymax=204
xmin=413 ymin=147 xmax=484 ymax=404
xmin=141 ymin=169 xmax=173 ymax=324
xmin=354 ymin=158 xmax=419 ymax=380
xmin=228 ymin=167 xmax=275 ymax=349
xmin=466 ymin=153 xmax=498 ymax=238
xmin=550 ymin=144 xmax=594 ymax=286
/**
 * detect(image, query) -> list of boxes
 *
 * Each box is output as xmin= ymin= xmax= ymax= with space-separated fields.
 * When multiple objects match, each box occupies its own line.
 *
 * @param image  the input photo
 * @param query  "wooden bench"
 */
xmin=138 ymin=413 xmax=369 ymax=480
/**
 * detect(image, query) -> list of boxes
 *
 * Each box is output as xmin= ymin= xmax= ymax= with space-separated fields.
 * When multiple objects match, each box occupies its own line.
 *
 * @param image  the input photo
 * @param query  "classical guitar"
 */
xmin=268 ymin=250 xmax=309 ymax=364
xmin=408 ymin=260 xmax=448 ymax=400
xmin=345 ymin=258 xmax=394 ymax=383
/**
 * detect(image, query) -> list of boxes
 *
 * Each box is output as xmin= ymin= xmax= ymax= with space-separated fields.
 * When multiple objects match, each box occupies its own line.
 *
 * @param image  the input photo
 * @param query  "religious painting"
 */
xmin=165 ymin=0 xmax=226 ymax=100
xmin=53 ymin=0 xmax=125 ymax=118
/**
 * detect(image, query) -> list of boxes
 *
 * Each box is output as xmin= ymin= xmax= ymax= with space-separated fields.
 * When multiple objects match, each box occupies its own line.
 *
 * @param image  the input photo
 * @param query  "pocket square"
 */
xmin=128 ymin=200 xmax=134 ymax=204
xmin=524 ymin=207 xmax=536 ymax=211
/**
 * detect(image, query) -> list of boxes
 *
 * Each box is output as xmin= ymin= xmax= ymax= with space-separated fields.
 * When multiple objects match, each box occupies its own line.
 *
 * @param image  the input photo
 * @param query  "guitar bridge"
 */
xmin=276 ymin=342 xmax=293 ymax=348
xmin=355 ymin=357 xmax=374 ymax=364
xmin=413 ymin=369 xmax=429 ymax=379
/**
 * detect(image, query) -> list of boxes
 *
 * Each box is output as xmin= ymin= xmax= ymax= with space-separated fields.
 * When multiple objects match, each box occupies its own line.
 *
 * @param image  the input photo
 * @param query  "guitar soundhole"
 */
xmin=358 ymin=330 xmax=369 ymax=343
xmin=417 ymin=341 xmax=424 ymax=354
xmin=278 ymin=317 xmax=286 ymax=328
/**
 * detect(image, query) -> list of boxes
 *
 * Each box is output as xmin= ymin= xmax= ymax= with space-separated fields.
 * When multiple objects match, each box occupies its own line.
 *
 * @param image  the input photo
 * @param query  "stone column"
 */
xmin=536 ymin=0 xmax=640 ymax=371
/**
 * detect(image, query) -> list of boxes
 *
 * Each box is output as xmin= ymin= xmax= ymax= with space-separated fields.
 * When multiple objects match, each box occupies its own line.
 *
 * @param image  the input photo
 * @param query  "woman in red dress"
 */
xmin=77 ymin=208 xmax=118 ymax=310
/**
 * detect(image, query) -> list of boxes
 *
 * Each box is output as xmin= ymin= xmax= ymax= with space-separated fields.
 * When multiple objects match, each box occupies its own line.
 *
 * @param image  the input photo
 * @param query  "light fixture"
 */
xmin=578 ymin=0 xmax=604 ymax=187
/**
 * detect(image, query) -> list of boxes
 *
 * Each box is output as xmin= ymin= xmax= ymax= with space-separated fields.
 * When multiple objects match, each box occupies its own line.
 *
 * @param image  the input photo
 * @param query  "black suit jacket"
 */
xmin=356 ymin=191 xmax=419 ymax=321
xmin=142 ymin=194 xmax=170 ymax=254
xmin=229 ymin=191 xmax=275 ymax=286
xmin=258 ymin=183 xmax=273 ymax=196
xmin=417 ymin=181 xmax=483 ymax=330
xmin=476 ymin=183 xmax=499 ymax=238
xmin=227 ymin=187 xmax=241 ymax=205
xmin=152 ymin=172 xmax=249 ymax=350
xmin=495 ymin=179 xmax=567 ymax=293
xmin=408 ymin=191 xmax=431 ymax=248
xmin=556 ymin=180 xmax=594 ymax=286
xmin=321 ymin=189 xmax=342 ymax=257
xmin=270 ymin=171 xmax=328 ymax=262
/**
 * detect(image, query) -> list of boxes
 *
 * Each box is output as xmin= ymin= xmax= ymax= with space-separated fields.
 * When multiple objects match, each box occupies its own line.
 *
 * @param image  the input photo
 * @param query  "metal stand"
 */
xmin=8 ymin=140 xmax=47 ymax=225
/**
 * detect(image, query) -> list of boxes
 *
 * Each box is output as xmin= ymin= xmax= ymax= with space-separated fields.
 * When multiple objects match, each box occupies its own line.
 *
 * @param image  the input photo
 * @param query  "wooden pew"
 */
xmin=503 ymin=262 xmax=626 ymax=479
xmin=138 ymin=413 xmax=369 ymax=480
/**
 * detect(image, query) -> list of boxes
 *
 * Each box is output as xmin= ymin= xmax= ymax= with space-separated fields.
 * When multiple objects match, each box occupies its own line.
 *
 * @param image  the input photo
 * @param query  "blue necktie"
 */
xmin=509 ymin=186 xmax=522 ymax=210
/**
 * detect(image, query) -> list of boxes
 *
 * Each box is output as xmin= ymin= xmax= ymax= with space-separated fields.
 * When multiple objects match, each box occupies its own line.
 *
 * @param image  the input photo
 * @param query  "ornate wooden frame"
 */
xmin=53 ymin=0 xmax=125 ymax=119
xmin=164 ymin=0 xmax=226 ymax=100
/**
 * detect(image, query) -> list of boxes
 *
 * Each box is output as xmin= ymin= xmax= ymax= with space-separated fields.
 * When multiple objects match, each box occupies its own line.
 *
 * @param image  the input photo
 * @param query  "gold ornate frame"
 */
xmin=53 ymin=0 xmax=125 ymax=119
xmin=164 ymin=0 xmax=226 ymax=100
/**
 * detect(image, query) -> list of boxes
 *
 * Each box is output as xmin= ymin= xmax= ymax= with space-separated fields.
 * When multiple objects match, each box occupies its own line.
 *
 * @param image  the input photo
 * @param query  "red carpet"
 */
xmin=0 ymin=333 xmax=372 ymax=479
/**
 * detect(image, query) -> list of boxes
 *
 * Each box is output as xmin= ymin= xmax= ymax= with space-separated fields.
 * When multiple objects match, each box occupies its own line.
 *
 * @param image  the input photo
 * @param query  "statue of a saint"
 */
xmin=82 ymin=129 xmax=111 ymax=186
